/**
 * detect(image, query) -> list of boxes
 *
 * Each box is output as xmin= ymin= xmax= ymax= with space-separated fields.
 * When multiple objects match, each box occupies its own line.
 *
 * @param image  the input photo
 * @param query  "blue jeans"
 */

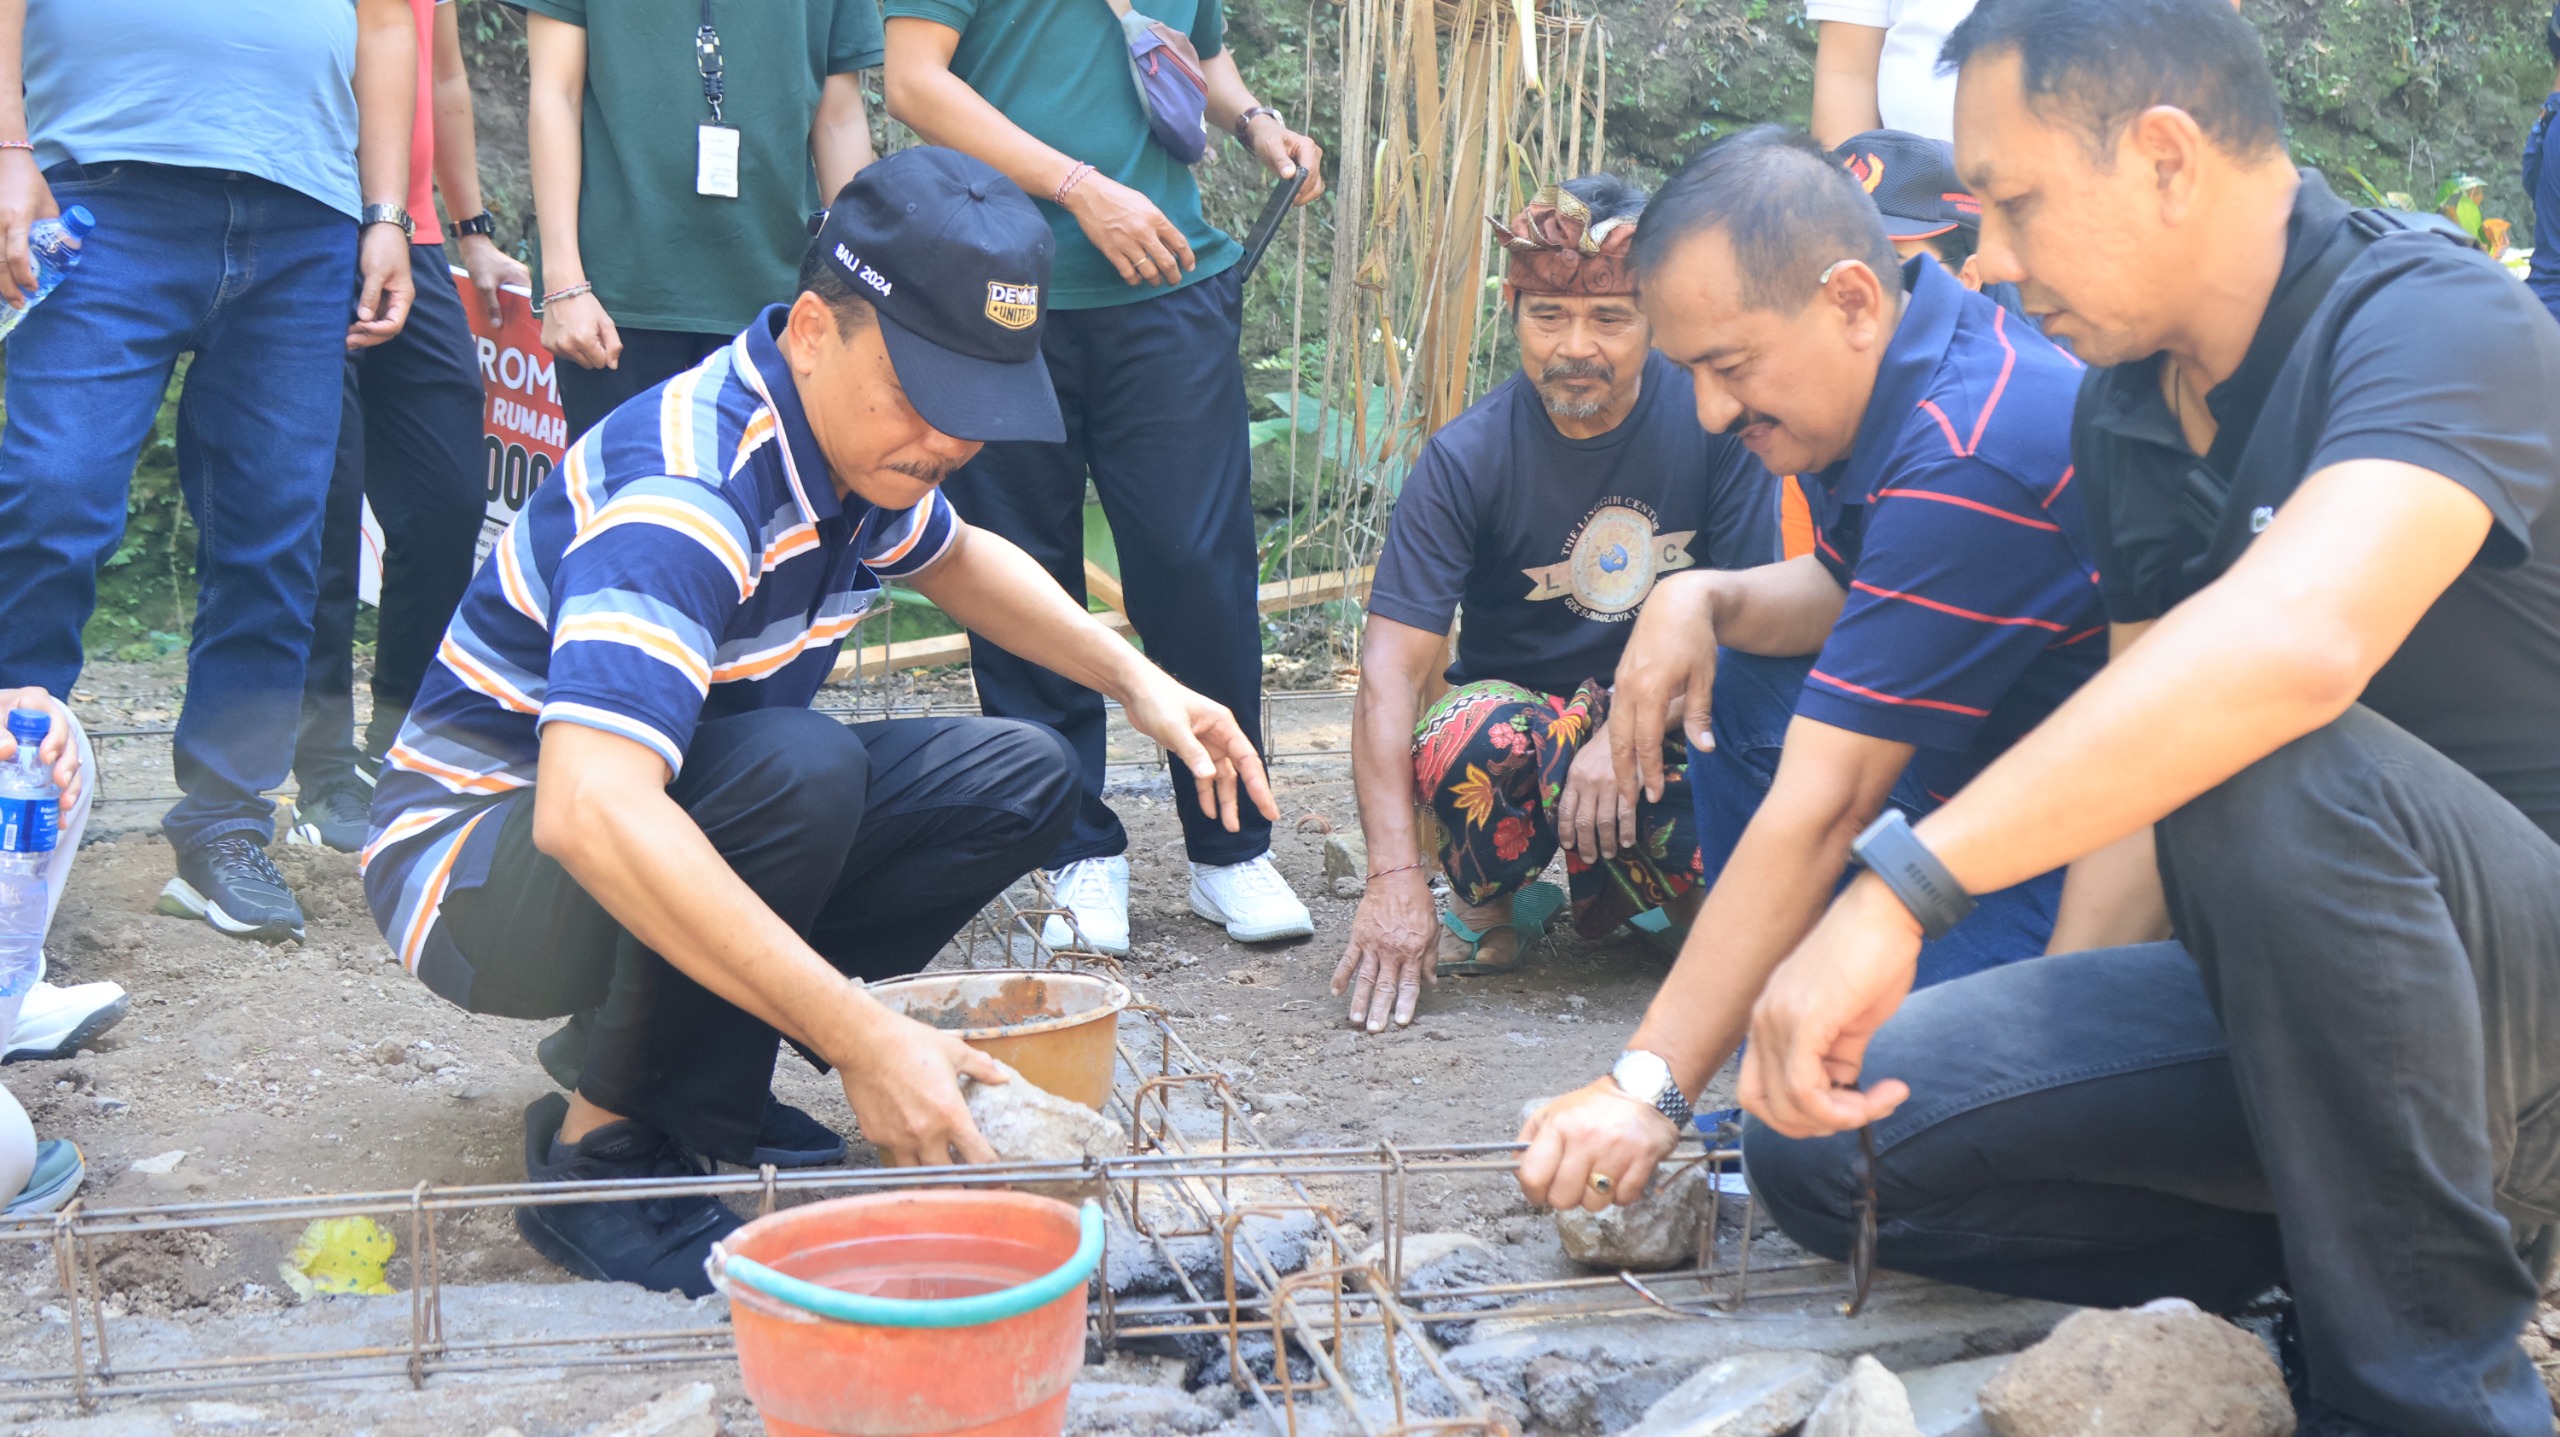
xmin=1745 ymin=708 xmax=2560 ymax=1435
xmin=1691 ymin=649 xmax=2059 ymax=988
xmin=0 ymin=163 xmax=355 ymax=848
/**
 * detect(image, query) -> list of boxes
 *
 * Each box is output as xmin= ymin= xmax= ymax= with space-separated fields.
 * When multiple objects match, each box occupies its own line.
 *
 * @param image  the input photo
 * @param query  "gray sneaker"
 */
xmin=286 ymin=778 xmax=371 ymax=853
xmin=157 ymin=837 xmax=305 ymax=943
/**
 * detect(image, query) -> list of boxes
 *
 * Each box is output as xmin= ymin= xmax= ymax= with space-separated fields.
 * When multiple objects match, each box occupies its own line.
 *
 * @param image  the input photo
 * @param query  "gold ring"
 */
xmin=1588 ymin=1173 xmax=1614 ymax=1195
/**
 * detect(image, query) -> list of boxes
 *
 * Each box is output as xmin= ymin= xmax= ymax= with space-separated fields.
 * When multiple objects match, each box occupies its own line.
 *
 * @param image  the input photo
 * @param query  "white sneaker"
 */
xmin=1037 ymin=856 xmax=1130 ymax=957
xmin=1189 ymin=853 xmax=1315 ymax=944
xmin=5 ymin=980 xmax=130 ymax=1063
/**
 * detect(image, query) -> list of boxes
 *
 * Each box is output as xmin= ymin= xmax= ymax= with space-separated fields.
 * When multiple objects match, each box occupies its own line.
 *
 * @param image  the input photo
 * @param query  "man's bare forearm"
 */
xmin=811 ymin=72 xmax=875 ymax=202
xmin=908 ymin=526 xmax=1151 ymax=704
xmin=1711 ymin=556 xmax=1847 ymax=656
xmin=883 ymin=21 xmax=1079 ymax=200
xmin=525 ymin=15 xmax=587 ymax=287
xmin=1628 ymin=720 xmax=1914 ymax=1099
xmin=353 ymin=0 xmax=417 ymax=208
xmin=0 ymin=0 xmax=26 ymax=139
xmin=533 ymin=727 xmax=899 ymax=1069
xmin=1349 ymin=620 xmax=1440 ymax=875
xmin=1915 ymin=459 xmax=2492 ymax=899
xmin=429 ymin=3 xmax=487 ymax=221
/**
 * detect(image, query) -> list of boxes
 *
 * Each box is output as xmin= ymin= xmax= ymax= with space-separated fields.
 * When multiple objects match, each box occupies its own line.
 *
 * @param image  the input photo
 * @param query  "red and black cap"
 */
xmin=814 ymin=147 xmax=1064 ymax=444
xmin=1829 ymin=130 xmax=1982 ymax=242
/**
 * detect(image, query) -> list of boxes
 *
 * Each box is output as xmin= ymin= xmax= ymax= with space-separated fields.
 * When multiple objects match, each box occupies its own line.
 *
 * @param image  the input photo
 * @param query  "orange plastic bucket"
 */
xmin=866 ymin=970 xmax=1128 ymax=1111
xmin=712 ymin=1190 xmax=1100 ymax=1437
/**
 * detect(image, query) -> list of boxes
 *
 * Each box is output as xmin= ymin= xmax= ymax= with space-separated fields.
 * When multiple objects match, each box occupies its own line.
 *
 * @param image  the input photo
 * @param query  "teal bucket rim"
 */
xmin=710 ymin=1199 xmax=1103 ymax=1330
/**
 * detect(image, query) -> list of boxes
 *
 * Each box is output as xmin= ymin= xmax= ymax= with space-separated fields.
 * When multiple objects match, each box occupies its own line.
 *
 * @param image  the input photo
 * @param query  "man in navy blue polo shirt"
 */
xmin=1511 ymin=126 xmax=2098 ymax=1209
xmin=364 ymin=148 xmax=1276 ymax=1294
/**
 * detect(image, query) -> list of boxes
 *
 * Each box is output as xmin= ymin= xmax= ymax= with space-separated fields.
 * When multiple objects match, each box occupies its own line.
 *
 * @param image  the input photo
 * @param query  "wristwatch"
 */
xmin=1849 ymin=808 xmax=1975 ymax=940
xmin=359 ymin=202 xmax=415 ymax=241
xmin=450 ymin=211 xmax=497 ymax=239
xmin=1233 ymin=105 xmax=1283 ymax=143
xmin=1610 ymin=1049 xmax=1694 ymax=1131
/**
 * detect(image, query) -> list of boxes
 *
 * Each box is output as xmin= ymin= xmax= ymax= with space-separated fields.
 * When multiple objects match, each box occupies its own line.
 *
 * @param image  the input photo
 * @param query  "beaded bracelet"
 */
xmin=0 ymin=141 xmax=31 ymax=154
xmin=540 ymin=281 xmax=594 ymax=307
xmin=1053 ymin=162 xmax=1095 ymax=206
xmin=1365 ymin=861 xmax=1423 ymax=883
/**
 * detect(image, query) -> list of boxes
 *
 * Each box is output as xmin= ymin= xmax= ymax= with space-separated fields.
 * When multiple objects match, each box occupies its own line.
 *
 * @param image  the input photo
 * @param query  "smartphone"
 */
xmin=1235 ymin=170 xmax=1308 ymax=288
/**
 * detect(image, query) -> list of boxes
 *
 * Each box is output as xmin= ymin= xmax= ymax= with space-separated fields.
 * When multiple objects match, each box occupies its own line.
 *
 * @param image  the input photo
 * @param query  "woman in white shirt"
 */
xmin=1808 ymin=0 xmax=1977 ymax=146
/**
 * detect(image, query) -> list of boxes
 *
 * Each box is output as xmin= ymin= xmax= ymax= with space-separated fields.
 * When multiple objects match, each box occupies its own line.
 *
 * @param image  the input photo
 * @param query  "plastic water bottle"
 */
xmin=0 ymin=708 xmax=60 ymax=1032
xmin=0 ymin=205 xmax=96 ymax=342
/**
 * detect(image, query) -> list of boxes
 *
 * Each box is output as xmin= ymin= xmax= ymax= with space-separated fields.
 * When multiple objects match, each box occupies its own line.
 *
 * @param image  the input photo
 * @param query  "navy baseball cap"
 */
xmin=1830 ymin=130 xmax=1982 ymax=241
xmin=813 ymin=147 xmax=1064 ymax=444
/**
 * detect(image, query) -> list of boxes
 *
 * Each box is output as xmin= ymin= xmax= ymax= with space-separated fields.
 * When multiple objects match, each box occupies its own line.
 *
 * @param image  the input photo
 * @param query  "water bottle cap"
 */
xmin=60 ymin=205 xmax=94 ymax=239
xmin=5 ymin=709 xmax=49 ymax=746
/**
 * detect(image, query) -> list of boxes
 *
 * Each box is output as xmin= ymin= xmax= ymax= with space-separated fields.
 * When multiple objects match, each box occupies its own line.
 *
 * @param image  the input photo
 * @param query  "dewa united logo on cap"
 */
xmin=985 ymin=280 xmax=1040 ymax=331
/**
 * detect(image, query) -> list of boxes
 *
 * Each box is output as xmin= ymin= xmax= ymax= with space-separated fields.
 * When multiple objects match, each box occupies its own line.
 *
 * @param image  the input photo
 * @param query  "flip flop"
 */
xmin=1626 ymin=906 xmax=1685 ymax=958
xmin=6 ymin=1140 xmax=84 ymax=1217
xmin=1435 ymin=881 xmax=1567 ymax=977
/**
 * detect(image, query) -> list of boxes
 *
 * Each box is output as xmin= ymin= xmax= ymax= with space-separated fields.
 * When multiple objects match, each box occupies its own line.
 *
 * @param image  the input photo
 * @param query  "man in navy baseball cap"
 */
xmin=363 ymin=143 xmax=1277 ymax=1295
xmin=1831 ymin=128 xmax=2028 ymax=319
xmin=810 ymin=146 xmax=1066 ymax=445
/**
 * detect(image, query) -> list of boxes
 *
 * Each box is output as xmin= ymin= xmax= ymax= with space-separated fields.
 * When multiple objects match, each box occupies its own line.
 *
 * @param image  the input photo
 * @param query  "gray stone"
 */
xmin=1900 ymin=1354 xmax=2013 ymax=1437
xmin=1980 ymin=1301 xmax=2294 ymax=1437
xmin=1443 ymin=1285 xmax=2071 ymax=1434
xmin=577 ymin=1381 xmax=716 ymax=1437
xmin=1621 ymin=1351 xmax=1847 ymax=1437
xmin=1102 ymin=1206 xmax=1325 ymax=1296
xmin=1552 ymin=1159 xmax=1721 ymax=1271
xmin=962 ymin=1063 xmax=1126 ymax=1203
xmin=1805 ymin=1355 xmax=1923 ymax=1437
xmin=1322 ymin=832 xmax=1368 ymax=881
xmin=1065 ymin=1382 xmax=1231 ymax=1434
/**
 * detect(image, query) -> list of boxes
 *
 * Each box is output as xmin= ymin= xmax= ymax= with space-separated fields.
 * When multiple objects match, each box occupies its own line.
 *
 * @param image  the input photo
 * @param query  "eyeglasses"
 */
xmin=1841 ymin=1123 xmax=1878 ymax=1318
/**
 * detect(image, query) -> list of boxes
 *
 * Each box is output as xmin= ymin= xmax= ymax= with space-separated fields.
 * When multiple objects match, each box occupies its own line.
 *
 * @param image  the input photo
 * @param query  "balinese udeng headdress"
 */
xmin=1489 ymin=184 xmax=1638 ymax=304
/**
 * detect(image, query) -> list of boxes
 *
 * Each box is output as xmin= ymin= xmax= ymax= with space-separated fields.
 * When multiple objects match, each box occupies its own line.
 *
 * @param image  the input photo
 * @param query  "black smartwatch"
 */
xmin=451 ymin=211 xmax=497 ymax=239
xmin=1848 ymin=808 xmax=1975 ymax=940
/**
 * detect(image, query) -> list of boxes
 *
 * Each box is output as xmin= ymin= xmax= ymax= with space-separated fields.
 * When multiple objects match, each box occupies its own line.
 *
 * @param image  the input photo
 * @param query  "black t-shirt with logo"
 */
xmin=1370 ymin=349 xmax=1779 ymax=696
xmin=2076 ymin=171 xmax=2560 ymax=840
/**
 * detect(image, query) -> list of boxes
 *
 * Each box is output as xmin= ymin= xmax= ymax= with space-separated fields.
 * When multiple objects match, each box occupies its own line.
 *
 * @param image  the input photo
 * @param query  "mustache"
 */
xmin=1718 ymin=407 xmax=1778 ymax=436
xmin=886 ymin=460 xmax=957 ymax=485
xmin=1537 ymin=357 xmax=1615 ymax=387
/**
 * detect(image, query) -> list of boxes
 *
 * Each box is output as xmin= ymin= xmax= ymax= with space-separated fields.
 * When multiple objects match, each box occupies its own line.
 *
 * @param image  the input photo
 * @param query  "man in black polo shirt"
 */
xmin=1728 ymin=1 xmax=2560 ymax=1431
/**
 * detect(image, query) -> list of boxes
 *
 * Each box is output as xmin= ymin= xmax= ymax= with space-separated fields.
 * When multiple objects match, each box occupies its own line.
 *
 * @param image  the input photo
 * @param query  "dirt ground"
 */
xmin=0 ymin=657 xmax=1725 ymax=1405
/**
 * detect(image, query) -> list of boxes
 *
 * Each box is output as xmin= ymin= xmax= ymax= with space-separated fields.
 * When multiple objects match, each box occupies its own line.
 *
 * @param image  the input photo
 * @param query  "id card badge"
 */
xmin=696 ymin=124 xmax=740 ymax=198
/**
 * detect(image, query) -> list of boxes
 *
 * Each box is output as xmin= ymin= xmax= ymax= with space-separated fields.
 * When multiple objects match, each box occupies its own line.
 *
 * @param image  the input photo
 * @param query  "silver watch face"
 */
xmin=1611 ymin=1049 xmax=1673 ymax=1104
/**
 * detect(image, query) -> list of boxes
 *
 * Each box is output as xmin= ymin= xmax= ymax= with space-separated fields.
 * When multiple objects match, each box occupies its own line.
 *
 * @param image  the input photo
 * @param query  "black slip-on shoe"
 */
xmin=755 ymin=1095 xmax=847 ymax=1169
xmin=156 ymin=836 xmax=305 ymax=943
xmin=513 ymin=1093 xmax=743 ymax=1297
xmin=286 ymin=777 xmax=372 ymax=853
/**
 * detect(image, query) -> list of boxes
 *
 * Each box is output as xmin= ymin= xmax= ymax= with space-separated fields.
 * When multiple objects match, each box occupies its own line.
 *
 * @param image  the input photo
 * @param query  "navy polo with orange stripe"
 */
xmin=1798 ymin=256 xmax=2102 ymax=803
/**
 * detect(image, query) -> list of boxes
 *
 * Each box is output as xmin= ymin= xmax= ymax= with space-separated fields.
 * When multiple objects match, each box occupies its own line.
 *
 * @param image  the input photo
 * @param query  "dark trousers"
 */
xmin=0 ymin=162 xmax=353 ymax=848
xmin=436 ymin=708 xmax=1077 ymax=1164
xmin=295 ymin=242 xmax=487 ymax=787
xmin=1694 ymin=650 xmax=2060 ymax=988
xmin=1744 ymin=706 xmax=2560 ymax=1436
xmin=554 ymin=327 xmax=731 ymax=445
xmin=940 ymin=268 xmax=1269 ymax=867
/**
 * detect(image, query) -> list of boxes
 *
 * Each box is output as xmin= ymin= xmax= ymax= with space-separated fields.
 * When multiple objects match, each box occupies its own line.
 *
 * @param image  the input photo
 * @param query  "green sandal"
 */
xmin=1435 ymin=881 xmax=1567 ymax=977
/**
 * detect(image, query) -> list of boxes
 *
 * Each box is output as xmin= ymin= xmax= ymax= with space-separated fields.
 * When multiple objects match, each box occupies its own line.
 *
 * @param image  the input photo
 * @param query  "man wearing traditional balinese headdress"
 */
xmin=1331 ymin=174 xmax=1781 ymax=1032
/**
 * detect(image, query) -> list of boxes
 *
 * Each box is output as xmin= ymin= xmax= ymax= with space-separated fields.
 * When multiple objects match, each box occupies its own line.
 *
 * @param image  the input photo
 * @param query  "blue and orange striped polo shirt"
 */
xmin=362 ymin=305 xmax=961 ymax=989
xmin=1799 ymin=257 xmax=2103 ymax=804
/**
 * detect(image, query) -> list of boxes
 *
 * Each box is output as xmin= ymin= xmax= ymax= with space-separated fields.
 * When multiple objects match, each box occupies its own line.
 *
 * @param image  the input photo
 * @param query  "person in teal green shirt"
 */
xmin=526 ymin=0 xmax=883 ymax=440
xmin=883 ymin=0 xmax=1325 ymax=955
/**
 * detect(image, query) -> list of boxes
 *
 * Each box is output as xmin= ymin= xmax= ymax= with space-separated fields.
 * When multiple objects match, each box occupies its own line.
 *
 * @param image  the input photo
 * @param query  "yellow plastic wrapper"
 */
xmin=278 ymin=1215 xmax=397 ymax=1298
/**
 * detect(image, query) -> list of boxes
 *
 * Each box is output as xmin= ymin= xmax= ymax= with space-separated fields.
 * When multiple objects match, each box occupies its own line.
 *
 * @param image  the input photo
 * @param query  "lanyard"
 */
xmin=695 ymin=0 xmax=726 ymax=125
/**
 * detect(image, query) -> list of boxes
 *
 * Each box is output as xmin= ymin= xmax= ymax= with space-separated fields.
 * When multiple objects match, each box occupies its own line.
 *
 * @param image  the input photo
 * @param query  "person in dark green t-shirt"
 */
xmin=883 ymin=0 xmax=1325 ymax=958
xmin=526 ymin=0 xmax=883 ymax=440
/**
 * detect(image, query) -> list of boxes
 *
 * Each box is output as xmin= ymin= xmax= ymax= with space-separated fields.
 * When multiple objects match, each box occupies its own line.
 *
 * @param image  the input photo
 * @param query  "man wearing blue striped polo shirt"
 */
xmin=363 ymin=148 xmax=1275 ymax=1294
xmin=1514 ymin=127 xmax=2099 ymax=1204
